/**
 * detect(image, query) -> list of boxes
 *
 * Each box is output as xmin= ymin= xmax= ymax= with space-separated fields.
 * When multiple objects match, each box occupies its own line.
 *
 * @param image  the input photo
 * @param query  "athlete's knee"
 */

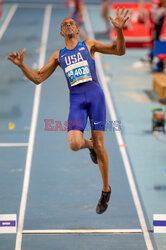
xmin=69 ymin=140 xmax=81 ymax=151
xmin=93 ymin=141 xmax=105 ymax=155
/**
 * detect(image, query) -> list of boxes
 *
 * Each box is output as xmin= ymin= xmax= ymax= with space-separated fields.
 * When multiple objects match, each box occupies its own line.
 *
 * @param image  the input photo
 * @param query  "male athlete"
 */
xmin=8 ymin=8 xmax=129 ymax=214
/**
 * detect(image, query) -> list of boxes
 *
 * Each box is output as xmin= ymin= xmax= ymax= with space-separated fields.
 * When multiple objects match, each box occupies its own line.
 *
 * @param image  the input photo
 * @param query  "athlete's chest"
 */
xmin=60 ymin=49 xmax=92 ymax=87
xmin=64 ymin=52 xmax=84 ymax=66
xmin=61 ymin=48 xmax=88 ymax=67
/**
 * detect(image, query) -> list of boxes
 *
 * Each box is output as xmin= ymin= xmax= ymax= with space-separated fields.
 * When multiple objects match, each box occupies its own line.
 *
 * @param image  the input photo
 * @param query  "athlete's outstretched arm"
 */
xmin=85 ymin=7 xmax=129 ymax=56
xmin=7 ymin=49 xmax=60 ymax=85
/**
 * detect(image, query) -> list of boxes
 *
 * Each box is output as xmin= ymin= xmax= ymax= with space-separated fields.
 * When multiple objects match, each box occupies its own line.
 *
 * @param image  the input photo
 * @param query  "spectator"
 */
xmin=149 ymin=0 xmax=166 ymax=61
xmin=69 ymin=0 xmax=87 ymax=40
xmin=0 ymin=0 xmax=3 ymax=20
xmin=101 ymin=0 xmax=111 ymax=33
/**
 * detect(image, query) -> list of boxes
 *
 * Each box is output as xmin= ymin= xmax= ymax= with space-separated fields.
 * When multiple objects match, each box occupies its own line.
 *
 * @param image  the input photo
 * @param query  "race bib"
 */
xmin=65 ymin=60 xmax=92 ymax=87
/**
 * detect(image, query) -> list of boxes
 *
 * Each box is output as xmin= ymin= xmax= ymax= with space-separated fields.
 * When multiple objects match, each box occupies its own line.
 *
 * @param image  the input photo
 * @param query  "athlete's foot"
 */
xmin=88 ymin=138 xmax=98 ymax=164
xmin=96 ymin=186 xmax=111 ymax=214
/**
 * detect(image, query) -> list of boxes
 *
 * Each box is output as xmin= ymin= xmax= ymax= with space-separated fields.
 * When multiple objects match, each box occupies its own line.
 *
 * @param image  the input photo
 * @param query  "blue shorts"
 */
xmin=67 ymin=84 xmax=106 ymax=132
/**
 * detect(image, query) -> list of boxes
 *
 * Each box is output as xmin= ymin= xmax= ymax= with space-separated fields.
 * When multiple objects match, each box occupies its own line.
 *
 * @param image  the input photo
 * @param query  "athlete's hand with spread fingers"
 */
xmin=7 ymin=48 xmax=26 ymax=67
xmin=108 ymin=7 xmax=129 ymax=30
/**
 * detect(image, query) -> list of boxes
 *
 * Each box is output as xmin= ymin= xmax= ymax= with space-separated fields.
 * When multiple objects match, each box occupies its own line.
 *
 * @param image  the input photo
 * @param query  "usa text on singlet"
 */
xmin=59 ymin=41 xmax=99 ymax=92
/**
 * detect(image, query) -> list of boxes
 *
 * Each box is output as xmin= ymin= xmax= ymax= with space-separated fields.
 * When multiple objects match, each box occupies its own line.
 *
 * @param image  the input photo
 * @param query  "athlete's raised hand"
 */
xmin=7 ymin=48 xmax=26 ymax=67
xmin=108 ymin=7 xmax=129 ymax=30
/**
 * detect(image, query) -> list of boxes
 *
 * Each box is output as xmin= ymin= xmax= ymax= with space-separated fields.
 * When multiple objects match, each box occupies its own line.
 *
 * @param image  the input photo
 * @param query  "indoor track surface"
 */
xmin=0 ymin=2 xmax=166 ymax=250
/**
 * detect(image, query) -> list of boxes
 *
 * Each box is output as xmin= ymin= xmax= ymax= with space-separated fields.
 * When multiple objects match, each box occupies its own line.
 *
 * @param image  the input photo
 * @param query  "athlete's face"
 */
xmin=60 ymin=18 xmax=79 ymax=38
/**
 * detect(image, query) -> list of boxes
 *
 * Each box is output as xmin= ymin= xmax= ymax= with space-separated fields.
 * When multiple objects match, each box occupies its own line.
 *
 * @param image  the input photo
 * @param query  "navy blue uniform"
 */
xmin=59 ymin=41 xmax=106 ymax=132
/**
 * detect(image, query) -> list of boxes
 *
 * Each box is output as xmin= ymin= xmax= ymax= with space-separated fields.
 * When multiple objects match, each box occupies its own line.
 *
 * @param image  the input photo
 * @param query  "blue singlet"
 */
xmin=59 ymin=41 xmax=106 ymax=132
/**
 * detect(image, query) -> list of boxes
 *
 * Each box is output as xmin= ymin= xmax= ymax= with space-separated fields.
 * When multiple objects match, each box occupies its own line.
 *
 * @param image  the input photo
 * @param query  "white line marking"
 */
xmin=23 ymin=229 xmax=142 ymax=234
xmin=2 ymin=222 xmax=11 ymax=225
xmin=84 ymin=7 xmax=154 ymax=250
xmin=15 ymin=5 xmax=52 ymax=250
xmin=0 ymin=143 xmax=28 ymax=147
xmin=0 ymin=4 xmax=18 ymax=40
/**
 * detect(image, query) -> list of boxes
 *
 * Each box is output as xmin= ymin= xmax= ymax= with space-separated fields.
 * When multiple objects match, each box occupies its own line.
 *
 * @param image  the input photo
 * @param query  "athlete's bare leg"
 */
xmin=92 ymin=130 xmax=110 ymax=192
xmin=68 ymin=130 xmax=110 ymax=192
xmin=68 ymin=130 xmax=92 ymax=151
